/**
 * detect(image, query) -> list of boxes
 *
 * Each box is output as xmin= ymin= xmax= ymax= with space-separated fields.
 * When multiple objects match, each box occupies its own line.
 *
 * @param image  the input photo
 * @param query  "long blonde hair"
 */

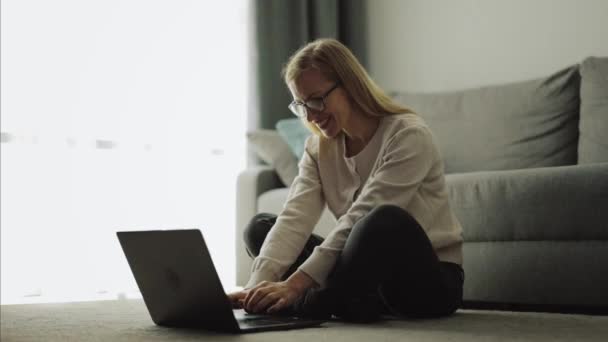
xmin=282 ymin=38 xmax=413 ymax=136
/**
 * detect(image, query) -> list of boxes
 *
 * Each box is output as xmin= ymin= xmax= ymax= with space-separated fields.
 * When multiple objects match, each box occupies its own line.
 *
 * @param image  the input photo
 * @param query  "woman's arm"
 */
xmin=286 ymin=269 xmax=319 ymax=291
xmin=244 ymin=135 xmax=326 ymax=289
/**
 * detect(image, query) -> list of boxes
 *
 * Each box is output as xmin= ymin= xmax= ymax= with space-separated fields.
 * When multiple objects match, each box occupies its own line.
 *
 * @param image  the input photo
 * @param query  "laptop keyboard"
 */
xmin=239 ymin=317 xmax=298 ymax=326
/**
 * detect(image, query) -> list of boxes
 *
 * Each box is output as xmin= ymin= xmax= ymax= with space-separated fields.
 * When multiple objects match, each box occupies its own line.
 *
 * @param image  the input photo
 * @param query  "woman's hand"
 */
xmin=226 ymin=290 xmax=249 ymax=309
xmin=242 ymin=280 xmax=306 ymax=314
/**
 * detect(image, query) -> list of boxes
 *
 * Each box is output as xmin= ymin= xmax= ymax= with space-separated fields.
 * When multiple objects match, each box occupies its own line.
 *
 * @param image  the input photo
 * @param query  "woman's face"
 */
xmin=288 ymin=67 xmax=352 ymax=139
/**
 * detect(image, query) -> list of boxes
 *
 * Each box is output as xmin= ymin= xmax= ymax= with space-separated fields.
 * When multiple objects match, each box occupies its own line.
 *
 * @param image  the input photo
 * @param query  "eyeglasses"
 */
xmin=288 ymin=83 xmax=340 ymax=118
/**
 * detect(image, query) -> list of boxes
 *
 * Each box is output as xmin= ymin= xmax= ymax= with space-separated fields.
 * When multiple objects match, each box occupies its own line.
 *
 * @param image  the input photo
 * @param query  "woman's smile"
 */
xmin=316 ymin=115 xmax=332 ymax=130
xmin=319 ymin=117 xmax=330 ymax=129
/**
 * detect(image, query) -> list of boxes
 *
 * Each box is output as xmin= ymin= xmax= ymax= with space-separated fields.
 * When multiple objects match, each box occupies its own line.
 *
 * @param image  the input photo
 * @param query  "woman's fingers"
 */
xmin=232 ymin=296 xmax=244 ymax=309
xmin=226 ymin=292 xmax=236 ymax=302
xmin=244 ymin=282 xmax=269 ymax=311
xmin=252 ymin=293 xmax=278 ymax=313
xmin=267 ymin=298 xmax=285 ymax=314
xmin=227 ymin=291 xmax=248 ymax=308
xmin=243 ymin=285 xmax=259 ymax=306
xmin=243 ymin=290 xmax=255 ymax=309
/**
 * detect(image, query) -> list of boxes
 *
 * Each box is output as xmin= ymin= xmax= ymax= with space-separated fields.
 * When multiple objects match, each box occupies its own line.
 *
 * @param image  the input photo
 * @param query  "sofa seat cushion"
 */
xmin=447 ymin=163 xmax=608 ymax=242
xmin=257 ymin=163 xmax=608 ymax=244
xmin=392 ymin=65 xmax=580 ymax=173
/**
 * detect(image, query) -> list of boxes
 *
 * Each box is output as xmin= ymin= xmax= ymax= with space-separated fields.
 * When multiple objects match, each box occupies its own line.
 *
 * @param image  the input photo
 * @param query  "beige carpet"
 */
xmin=2 ymin=299 xmax=607 ymax=341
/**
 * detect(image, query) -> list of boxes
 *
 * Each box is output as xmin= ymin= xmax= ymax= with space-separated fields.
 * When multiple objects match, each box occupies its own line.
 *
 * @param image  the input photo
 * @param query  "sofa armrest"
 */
xmin=235 ymin=166 xmax=285 ymax=286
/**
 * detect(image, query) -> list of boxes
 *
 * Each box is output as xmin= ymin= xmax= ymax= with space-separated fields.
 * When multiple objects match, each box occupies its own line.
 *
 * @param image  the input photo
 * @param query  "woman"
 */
xmin=228 ymin=38 xmax=464 ymax=322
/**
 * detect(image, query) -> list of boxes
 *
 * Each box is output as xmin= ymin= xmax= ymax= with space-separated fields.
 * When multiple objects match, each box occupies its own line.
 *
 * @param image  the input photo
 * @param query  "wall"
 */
xmin=367 ymin=0 xmax=608 ymax=92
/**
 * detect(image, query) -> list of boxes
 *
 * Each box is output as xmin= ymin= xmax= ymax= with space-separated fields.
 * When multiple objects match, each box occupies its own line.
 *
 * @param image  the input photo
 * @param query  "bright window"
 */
xmin=1 ymin=0 xmax=247 ymax=304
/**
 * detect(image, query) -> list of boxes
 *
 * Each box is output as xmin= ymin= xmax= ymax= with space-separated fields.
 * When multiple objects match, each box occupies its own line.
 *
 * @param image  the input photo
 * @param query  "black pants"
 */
xmin=243 ymin=204 xmax=464 ymax=318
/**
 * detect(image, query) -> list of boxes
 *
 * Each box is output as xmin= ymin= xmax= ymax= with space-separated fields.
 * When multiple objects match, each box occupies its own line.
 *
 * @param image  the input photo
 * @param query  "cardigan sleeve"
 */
xmin=244 ymin=135 xmax=327 ymax=289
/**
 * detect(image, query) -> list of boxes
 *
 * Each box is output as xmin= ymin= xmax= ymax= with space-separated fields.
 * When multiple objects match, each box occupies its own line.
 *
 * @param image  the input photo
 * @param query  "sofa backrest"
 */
xmin=392 ymin=65 xmax=581 ymax=174
xmin=578 ymin=56 xmax=608 ymax=164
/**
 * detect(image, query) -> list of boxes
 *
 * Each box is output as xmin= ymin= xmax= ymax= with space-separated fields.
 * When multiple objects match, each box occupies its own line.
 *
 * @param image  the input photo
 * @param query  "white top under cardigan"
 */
xmin=245 ymin=113 xmax=464 ymax=289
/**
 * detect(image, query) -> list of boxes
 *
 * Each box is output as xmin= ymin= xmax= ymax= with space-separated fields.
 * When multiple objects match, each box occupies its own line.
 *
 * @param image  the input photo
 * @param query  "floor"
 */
xmin=2 ymin=299 xmax=608 ymax=341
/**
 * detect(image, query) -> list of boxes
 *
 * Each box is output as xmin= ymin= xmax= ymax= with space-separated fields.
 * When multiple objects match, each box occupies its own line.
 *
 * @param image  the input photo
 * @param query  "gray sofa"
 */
xmin=236 ymin=57 xmax=608 ymax=313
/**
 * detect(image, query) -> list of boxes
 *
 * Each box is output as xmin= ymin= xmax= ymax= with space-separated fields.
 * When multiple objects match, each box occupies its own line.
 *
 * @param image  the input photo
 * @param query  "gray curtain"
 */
xmin=247 ymin=0 xmax=368 ymax=133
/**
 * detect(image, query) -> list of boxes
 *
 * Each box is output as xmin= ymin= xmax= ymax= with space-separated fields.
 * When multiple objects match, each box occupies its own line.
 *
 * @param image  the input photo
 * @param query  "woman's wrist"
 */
xmin=285 ymin=270 xmax=319 ymax=294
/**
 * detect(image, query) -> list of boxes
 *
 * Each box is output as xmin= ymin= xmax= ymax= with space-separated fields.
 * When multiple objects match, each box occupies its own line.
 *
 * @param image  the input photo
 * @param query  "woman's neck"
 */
xmin=343 ymin=114 xmax=381 ymax=157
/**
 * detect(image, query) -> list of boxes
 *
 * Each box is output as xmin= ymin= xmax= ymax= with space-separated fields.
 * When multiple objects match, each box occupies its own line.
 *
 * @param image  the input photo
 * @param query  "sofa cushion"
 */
xmin=392 ymin=65 xmax=580 ymax=173
xmin=578 ymin=56 xmax=608 ymax=163
xmin=276 ymin=118 xmax=311 ymax=159
xmin=247 ymin=130 xmax=298 ymax=187
xmin=256 ymin=163 xmax=608 ymax=243
xmin=446 ymin=163 xmax=608 ymax=242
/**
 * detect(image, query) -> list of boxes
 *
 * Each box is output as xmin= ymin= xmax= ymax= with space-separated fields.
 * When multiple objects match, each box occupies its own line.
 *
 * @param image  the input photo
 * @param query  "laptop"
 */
xmin=116 ymin=229 xmax=326 ymax=333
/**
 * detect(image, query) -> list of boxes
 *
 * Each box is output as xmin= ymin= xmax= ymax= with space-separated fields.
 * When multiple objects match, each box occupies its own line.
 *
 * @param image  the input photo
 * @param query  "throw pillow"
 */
xmin=392 ymin=65 xmax=580 ymax=173
xmin=275 ymin=118 xmax=311 ymax=159
xmin=247 ymin=130 xmax=298 ymax=187
xmin=578 ymin=56 xmax=608 ymax=163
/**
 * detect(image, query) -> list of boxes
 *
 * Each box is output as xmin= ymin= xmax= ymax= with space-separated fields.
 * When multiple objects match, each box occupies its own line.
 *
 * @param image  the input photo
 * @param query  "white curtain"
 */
xmin=0 ymin=0 xmax=247 ymax=304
